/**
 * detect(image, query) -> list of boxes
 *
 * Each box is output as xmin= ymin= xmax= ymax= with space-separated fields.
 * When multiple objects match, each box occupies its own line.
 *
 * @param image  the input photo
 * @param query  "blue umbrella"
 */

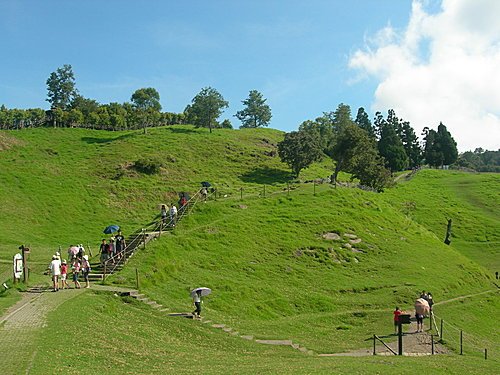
xmin=103 ymin=225 xmax=120 ymax=234
xmin=201 ymin=181 xmax=211 ymax=187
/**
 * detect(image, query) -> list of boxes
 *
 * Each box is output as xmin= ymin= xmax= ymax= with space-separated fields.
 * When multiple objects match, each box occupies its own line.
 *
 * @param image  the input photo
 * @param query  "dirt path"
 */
xmin=0 ymin=287 xmax=85 ymax=374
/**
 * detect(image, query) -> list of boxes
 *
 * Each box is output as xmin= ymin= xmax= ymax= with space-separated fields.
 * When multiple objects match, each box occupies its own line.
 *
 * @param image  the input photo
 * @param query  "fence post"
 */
xmin=103 ymin=262 xmax=107 ymax=282
xmin=313 ymin=181 xmax=316 ymax=196
xmin=135 ymin=268 xmax=139 ymax=289
xmin=240 ymin=187 xmax=243 ymax=200
xmin=485 ymin=349 xmax=487 ymax=360
xmin=430 ymin=311 xmax=433 ymax=331
xmin=431 ymin=335 xmax=434 ymax=355
xmin=440 ymin=318 xmax=444 ymax=340
xmin=287 ymin=182 xmax=290 ymax=196
xmin=373 ymin=334 xmax=376 ymax=355
xmin=460 ymin=330 xmax=463 ymax=355
xmin=143 ymin=228 xmax=146 ymax=249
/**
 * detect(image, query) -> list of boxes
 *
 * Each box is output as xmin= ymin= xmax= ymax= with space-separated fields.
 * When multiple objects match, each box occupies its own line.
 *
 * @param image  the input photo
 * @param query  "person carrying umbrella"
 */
xmin=192 ymin=290 xmax=202 ymax=318
xmin=191 ymin=287 xmax=211 ymax=319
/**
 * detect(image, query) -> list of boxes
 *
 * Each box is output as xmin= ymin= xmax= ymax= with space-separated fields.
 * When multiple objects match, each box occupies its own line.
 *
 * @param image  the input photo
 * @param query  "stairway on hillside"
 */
xmin=88 ymin=197 xmax=198 ymax=281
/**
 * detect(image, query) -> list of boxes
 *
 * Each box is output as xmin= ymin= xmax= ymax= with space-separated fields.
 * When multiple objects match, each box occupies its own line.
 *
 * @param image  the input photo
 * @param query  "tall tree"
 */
xmin=235 ymin=90 xmax=272 ymax=128
xmin=186 ymin=87 xmax=228 ymax=133
xmin=399 ymin=121 xmax=421 ymax=168
xmin=131 ymin=87 xmax=162 ymax=134
xmin=437 ymin=122 xmax=458 ymax=165
xmin=277 ymin=130 xmax=323 ymax=177
xmin=378 ymin=122 xmax=409 ymax=172
xmin=355 ymin=107 xmax=375 ymax=138
xmin=46 ymin=64 xmax=78 ymax=110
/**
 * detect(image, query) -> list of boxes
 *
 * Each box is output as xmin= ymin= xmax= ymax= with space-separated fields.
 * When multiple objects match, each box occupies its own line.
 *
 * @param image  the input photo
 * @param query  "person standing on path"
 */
xmin=72 ymin=258 xmax=81 ymax=289
xmin=60 ymin=260 xmax=69 ymax=289
xmin=49 ymin=255 xmax=61 ymax=292
xmin=393 ymin=307 xmax=402 ymax=334
xmin=81 ymin=255 xmax=91 ymax=288
xmin=192 ymin=290 xmax=202 ymax=319
xmin=160 ymin=205 xmax=168 ymax=228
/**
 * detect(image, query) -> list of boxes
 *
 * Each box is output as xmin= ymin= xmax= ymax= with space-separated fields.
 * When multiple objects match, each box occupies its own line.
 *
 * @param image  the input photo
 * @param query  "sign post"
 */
xmin=398 ymin=314 xmax=411 ymax=355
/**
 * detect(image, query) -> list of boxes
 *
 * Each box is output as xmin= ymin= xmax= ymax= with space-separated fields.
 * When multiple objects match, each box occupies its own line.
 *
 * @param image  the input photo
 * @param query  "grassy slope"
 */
xmin=0 ymin=127 xmax=498 ymax=373
xmin=384 ymin=170 xmax=499 ymax=272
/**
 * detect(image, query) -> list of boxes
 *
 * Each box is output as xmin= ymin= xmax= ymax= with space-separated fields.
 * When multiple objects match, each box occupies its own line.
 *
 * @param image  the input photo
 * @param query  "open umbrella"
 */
xmin=190 ymin=287 xmax=211 ymax=297
xmin=201 ymin=181 xmax=211 ymax=187
xmin=103 ymin=225 xmax=120 ymax=234
xmin=415 ymin=298 xmax=430 ymax=315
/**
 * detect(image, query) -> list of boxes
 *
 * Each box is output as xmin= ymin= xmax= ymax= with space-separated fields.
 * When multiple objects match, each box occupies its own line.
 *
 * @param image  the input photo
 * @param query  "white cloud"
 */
xmin=349 ymin=0 xmax=500 ymax=151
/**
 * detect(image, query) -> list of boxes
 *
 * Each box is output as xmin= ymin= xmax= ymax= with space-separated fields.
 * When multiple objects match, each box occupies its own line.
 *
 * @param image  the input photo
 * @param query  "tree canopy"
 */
xmin=277 ymin=130 xmax=323 ymax=177
xmin=185 ymin=87 xmax=228 ymax=133
xmin=131 ymin=87 xmax=162 ymax=133
xmin=423 ymin=122 xmax=458 ymax=167
xmin=46 ymin=64 xmax=78 ymax=110
xmin=235 ymin=90 xmax=272 ymax=128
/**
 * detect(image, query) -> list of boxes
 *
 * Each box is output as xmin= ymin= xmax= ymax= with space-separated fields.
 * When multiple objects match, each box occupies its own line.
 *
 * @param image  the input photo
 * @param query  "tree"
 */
xmin=186 ymin=87 xmax=228 ymax=133
xmin=46 ymin=64 xmax=78 ymax=110
xmin=399 ymin=121 xmax=421 ymax=168
xmin=329 ymin=123 xmax=381 ymax=185
xmin=355 ymin=107 xmax=375 ymax=138
xmin=70 ymin=95 xmax=99 ymax=125
xmin=437 ymin=122 xmax=458 ymax=165
xmin=235 ymin=90 xmax=272 ymax=128
xmin=219 ymin=119 xmax=233 ymax=129
xmin=378 ymin=122 xmax=409 ymax=172
xmin=278 ymin=130 xmax=323 ymax=177
xmin=423 ymin=123 xmax=458 ymax=167
xmin=131 ymin=87 xmax=162 ymax=134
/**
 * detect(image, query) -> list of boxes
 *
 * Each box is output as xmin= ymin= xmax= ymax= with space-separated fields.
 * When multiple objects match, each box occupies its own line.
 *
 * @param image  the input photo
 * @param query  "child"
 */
xmin=61 ymin=260 xmax=69 ymax=289
xmin=72 ymin=258 xmax=81 ymax=289
xmin=81 ymin=255 xmax=91 ymax=289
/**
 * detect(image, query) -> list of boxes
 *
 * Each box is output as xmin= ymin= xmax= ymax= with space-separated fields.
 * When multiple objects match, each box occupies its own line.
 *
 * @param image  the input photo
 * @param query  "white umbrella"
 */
xmin=190 ymin=287 xmax=211 ymax=297
xmin=415 ymin=298 xmax=430 ymax=315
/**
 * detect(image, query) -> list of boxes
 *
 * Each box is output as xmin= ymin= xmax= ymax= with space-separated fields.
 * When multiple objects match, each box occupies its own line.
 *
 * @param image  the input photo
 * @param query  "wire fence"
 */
xmin=434 ymin=314 xmax=497 ymax=360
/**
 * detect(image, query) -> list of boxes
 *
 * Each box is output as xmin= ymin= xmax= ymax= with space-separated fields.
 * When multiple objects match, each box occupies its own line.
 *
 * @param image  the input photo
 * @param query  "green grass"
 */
xmin=0 ymin=127 xmax=498 ymax=373
xmin=24 ymin=291 xmax=498 ymax=374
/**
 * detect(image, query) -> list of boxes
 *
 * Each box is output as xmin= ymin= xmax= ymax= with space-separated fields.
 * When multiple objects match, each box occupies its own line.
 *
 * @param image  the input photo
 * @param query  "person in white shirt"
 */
xmin=169 ymin=204 xmax=178 ymax=227
xmin=49 ymin=255 xmax=61 ymax=292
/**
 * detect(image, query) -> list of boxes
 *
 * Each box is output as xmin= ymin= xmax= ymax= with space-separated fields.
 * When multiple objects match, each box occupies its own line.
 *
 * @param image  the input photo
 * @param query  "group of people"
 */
xmin=98 ymin=231 xmax=126 ymax=266
xmin=48 ymin=249 xmax=91 ymax=291
xmin=392 ymin=290 xmax=435 ymax=333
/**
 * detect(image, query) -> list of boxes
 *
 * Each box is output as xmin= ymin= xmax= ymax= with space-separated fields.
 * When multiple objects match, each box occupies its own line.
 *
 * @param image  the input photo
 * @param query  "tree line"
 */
xmin=0 ymin=64 xmax=272 ymax=133
xmin=277 ymin=103 xmax=460 ymax=191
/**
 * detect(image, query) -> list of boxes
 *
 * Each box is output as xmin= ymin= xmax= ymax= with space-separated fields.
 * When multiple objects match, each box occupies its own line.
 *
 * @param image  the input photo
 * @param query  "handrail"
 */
xmin=100 ymin=190 xmax=202 ymax=279
xmin=374 ymin=335 xmax=397 ymax=355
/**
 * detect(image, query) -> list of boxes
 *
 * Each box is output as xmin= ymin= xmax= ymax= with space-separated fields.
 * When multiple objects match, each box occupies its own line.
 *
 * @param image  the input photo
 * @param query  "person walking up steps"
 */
xmin=169 ymin=204 xmax=178 ymax=227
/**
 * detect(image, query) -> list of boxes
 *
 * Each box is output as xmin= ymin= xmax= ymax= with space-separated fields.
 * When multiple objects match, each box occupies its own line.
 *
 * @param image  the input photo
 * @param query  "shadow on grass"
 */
xmin=164 ymin=127 xmax=200 ymax=134
xmin=81 ymin=133 xmax=137 ymax=144
xmin=239 ymin=167 xmax=292 ymax=184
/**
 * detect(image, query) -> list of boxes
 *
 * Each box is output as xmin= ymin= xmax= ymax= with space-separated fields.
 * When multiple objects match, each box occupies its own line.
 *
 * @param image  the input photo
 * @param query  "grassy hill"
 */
xmin=0 ymin=127 xmax=498 ymax=373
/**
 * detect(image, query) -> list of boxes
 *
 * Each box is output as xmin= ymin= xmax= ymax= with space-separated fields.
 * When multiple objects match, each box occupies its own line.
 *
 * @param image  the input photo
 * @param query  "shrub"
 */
xmin=133 ymin=157 xmax=164 ymax=174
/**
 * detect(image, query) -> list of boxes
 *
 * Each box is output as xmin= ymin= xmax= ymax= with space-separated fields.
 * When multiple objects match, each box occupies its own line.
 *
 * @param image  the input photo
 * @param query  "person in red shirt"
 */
xmin=393 ymin=307 xmax=402 ymax=334
xmin=60 ymin=260 xmax=69 ymax=289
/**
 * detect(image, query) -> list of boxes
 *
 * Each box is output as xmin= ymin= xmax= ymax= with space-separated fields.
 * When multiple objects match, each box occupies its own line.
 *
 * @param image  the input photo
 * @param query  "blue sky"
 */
xmin=0 ymin=1 xmax=412 ymax=127
xmin=1 ymin=1 xmax=498 ymax=150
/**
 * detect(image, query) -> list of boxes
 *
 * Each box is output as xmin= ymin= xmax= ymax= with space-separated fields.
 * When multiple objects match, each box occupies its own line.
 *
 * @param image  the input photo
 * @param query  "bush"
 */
xmin=133 ymin=157 xmax=164 ymax=174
